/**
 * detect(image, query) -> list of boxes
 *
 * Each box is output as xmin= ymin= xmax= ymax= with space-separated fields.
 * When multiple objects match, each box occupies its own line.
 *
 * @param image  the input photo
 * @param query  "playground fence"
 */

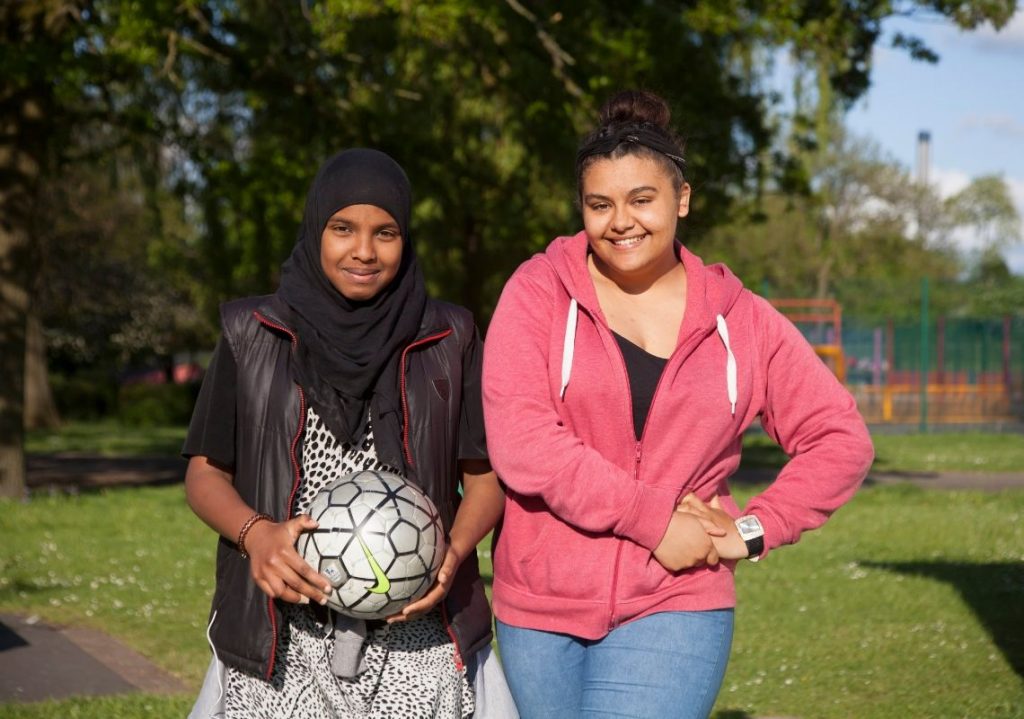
xmin=775 ymin=300 xmax=1023 ymax=428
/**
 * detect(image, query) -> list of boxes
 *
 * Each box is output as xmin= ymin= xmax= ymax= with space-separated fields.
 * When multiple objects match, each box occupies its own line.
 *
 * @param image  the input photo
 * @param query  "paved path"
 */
xmin=2 ymin=455 xmax=192 ymax=705
xmin=4 ymin=453 xmax=1021 ymax=707
xmin=0 ymin=613 xmax=188 ymax=704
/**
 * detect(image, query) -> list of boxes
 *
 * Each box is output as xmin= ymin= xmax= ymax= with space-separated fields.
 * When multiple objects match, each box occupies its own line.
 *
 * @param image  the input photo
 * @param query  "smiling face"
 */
xmin=581 ymin=154 xmax=690 ymax=286
xmin=320 ymin=204 xmax=403 ymax=301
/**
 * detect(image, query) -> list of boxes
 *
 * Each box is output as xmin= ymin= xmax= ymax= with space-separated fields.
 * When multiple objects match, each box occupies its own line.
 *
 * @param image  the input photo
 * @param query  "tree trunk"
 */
xmin=0 ymin=175 xmax=31 ymax=498
xmin=24 ymin=311 xmax=60 ymax=430
xmin=0 ymin=82 xmax=47 ymax=497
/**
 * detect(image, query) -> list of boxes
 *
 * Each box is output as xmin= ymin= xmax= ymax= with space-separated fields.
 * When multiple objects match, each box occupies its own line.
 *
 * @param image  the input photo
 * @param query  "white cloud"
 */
xmin=929 ymin=165 xmax=971 ymax=198
xmin=970 ymin=10 xmax=1024 ymax=53
xmin=959 ymin=114 xmax=1024 ymax=139
xmin=926 ymin=168 xmax=1024 ymax=263
xmin=1004 ymin=244 xmax=1024 ymax=274
xmin=1007 ymin=175 xmax=1024 ymax=210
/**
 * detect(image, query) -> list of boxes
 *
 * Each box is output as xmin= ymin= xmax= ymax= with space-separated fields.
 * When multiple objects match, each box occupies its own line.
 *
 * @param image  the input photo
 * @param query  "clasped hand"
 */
xmin=652 ymin=494 xmax=749 ymax=571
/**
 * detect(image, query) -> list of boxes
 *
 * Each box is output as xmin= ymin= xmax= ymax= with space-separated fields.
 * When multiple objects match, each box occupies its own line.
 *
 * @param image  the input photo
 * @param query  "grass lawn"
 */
xmin=1 ymin=481 xmax=1022 ymax=718
xmin=741 ymin=429 xmax=1024 ymax=473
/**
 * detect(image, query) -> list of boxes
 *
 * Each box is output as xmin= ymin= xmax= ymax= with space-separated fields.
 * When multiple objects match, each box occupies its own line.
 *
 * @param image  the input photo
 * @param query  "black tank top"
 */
xmin=613 ymin=332 xmax=669 ymax=440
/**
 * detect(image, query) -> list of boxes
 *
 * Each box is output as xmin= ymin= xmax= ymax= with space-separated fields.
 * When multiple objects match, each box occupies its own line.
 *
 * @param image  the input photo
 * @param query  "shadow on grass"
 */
xmin=25 ymin=455 xmax=186 ymax=494
xmin=863 ymin=560 xmax=1024 ymax=680
xmin=0 ymin=577 xmax=72 ymax=602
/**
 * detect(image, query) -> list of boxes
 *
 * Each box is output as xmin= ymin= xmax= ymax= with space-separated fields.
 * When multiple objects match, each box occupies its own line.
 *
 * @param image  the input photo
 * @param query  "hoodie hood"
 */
xmin=543 ymin=231 xmax=744 ymax=412
xmin=543 ymin=231 xmax=744 ymax=325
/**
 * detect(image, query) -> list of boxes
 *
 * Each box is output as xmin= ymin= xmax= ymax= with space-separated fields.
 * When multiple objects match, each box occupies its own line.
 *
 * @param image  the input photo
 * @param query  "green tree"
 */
xmin=1 ymin=1 xmax=87 ymax=496
xmin=2 ymin=0 xmax=1018 ymax=498
xmin=0 ymin=0 xmax=176 ymax=496
xmin=945 ymin=174 xmax=1022 ymax=253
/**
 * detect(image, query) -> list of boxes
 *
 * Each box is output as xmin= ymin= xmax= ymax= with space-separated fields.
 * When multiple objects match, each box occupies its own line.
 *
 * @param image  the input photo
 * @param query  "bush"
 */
xmin=50 ymin=371 xmax=118 ymax=420
xmin=117 ymin=382 xmax=199 ymax=426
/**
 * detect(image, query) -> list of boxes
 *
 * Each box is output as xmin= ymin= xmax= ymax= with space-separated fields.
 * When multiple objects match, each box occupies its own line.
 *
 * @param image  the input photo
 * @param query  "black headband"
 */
xmin=575 ymin=122 xmax=686 ymax=178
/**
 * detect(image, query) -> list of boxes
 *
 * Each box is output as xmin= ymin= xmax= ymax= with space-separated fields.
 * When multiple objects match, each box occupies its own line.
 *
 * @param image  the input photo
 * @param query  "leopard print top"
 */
xmin=223 ymin=408 xmax=474 ymax=718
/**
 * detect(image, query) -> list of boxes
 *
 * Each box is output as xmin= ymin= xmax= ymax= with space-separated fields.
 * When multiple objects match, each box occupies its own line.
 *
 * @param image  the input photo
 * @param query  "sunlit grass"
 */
xmin=714 ymin=482 xmax=1024 ymax=719
xmin=740 ymin=430 xmax=1024 ymax=474
xmin=0 ymin=695 xmax=193 ymax=719
xmin=870 ymin=432 xmax=1024 ymax=473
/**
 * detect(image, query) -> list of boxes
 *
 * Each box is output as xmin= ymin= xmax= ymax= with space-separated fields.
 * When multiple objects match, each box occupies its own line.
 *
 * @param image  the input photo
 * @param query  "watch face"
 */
xmin=737 ymin=516 xmax=763 ymax=535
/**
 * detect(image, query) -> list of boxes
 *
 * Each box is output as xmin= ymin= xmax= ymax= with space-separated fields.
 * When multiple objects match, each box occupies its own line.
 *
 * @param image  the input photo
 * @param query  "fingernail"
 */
xmin=323 ymin=585 xmax=332 ymax=593
xmin=299 ymin=596 xmax=310 ymax=604
xmin=319 ymin=596 xmax=328 ymax=605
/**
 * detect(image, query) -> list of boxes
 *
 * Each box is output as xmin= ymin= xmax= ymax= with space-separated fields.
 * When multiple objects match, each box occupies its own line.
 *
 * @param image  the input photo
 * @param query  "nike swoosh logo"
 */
xmin=357 ymin=535 xmax=391 ymax=594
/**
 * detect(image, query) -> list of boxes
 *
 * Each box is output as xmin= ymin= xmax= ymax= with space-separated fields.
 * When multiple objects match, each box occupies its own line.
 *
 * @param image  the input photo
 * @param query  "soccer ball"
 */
xmin=296 ymin=469 xmax=446 ymax=620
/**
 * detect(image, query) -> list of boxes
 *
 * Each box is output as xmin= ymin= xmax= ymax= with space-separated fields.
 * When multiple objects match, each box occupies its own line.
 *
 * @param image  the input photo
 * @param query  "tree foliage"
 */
xmin=0 ymin=0 xmax=1018 ymax=495
xmin=17 ymin=0 xmax=1019 ymax=322
xmin=699 ymin=129 xmax=1022 ymax=321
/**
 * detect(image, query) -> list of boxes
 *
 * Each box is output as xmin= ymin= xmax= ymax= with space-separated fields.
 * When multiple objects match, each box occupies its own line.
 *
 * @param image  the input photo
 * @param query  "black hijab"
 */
xmin=277 ymin=149 xmax=427 ymax=457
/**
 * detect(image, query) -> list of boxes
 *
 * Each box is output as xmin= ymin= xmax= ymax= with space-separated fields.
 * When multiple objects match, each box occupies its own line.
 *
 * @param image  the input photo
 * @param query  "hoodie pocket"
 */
xmin=496 ymin=495 xmax=616 ymax=602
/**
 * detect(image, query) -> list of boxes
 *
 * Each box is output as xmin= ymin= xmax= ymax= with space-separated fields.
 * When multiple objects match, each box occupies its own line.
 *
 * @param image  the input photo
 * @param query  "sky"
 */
xmin=843 ymin=9 xmax=1024 ymax=273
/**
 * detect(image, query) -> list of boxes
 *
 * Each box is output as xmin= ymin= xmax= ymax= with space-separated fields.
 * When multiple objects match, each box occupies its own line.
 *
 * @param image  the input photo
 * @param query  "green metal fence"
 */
xmin=841 ymin=316 xmax=1023 ymax=426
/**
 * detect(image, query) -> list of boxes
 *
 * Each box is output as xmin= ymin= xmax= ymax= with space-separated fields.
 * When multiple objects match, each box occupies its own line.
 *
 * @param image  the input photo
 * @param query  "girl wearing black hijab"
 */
xmin=183 ymin=149 xmax=512 ymax=718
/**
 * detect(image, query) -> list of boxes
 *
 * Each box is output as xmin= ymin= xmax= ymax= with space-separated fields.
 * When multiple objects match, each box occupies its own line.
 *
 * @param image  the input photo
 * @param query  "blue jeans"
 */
xmin=496 ymin=610 xmax=734 ymax=719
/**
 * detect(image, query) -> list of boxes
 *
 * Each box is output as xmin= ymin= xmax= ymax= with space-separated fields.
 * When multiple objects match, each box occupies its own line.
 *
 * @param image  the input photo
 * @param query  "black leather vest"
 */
xmin=206 ymin=294 xmax=493 ymax=680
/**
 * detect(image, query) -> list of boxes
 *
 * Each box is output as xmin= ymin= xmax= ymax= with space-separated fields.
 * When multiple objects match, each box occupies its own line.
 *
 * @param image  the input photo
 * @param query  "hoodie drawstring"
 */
xmin=716 ymin=314 xmax=738 ymax=415
xmin=560 ymin=299 xmax=737 ymax=416
xmin=560 ymin=298 xmax=578 ymax=399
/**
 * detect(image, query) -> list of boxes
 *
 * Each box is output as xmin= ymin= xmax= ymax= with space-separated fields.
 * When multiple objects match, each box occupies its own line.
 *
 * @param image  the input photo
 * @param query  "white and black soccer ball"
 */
xmin=296 ymin=469 xmax=446 ymax=620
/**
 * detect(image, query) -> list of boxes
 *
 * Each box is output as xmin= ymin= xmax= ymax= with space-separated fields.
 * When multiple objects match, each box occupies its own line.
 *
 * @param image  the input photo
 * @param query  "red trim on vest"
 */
xmin=440 ymin=601 xmax=465 ymax=672
xmin=398 ymin=329 xmax=453 ymax=467
xmin=253 ymin=310 xmax=304 ymax=680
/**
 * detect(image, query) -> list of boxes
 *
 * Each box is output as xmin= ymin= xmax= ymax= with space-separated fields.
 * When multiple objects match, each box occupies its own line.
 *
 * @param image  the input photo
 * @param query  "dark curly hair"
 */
xmin=576 ymin=90 xmax=686 ymax=199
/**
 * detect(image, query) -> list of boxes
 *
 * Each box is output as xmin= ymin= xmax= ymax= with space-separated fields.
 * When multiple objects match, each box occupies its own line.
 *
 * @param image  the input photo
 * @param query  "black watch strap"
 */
xmin=743 ymin=534 xmax=764 ymax=558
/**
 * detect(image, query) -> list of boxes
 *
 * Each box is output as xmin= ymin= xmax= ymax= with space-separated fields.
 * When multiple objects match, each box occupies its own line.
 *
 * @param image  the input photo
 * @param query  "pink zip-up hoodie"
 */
xmin=482 ymin=232 xmax=874 ymax=639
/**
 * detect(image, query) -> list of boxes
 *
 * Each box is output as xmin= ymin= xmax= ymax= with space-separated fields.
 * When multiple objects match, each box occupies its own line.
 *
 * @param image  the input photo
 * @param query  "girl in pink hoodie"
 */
xmin=482 ymin=90 xmax=874 ymax=719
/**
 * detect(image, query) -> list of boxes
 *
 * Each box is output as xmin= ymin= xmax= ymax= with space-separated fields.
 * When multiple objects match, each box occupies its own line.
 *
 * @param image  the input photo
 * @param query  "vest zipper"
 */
xmin=398 ymin=329 xmax=453 ymax=467
xmin=399 ymin=327 xmax=462 ymax=668
xmin=253 ymin=310 xmax=305 ymax=681
xmin=439 ymin=601 xmax=465 ymax=671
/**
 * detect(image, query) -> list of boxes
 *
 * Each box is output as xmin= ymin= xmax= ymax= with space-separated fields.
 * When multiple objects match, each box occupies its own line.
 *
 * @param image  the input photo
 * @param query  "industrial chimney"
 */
xmin=916 ymin=130 xmax=931 ymax=186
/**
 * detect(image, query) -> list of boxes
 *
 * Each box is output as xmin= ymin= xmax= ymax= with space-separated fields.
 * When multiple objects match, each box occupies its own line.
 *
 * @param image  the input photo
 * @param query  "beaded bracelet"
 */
xmin=237 ymin=512 xmax=273 ymax=559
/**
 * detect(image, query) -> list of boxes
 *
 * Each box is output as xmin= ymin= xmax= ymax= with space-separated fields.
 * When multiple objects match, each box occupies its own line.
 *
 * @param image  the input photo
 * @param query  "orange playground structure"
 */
xmin=770 ymin=299 xmax=1021 ymax=426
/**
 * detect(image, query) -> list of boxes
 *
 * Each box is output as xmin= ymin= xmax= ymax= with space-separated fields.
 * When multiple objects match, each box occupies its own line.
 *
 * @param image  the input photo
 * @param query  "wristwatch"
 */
xmin=734 ymin=514 xmax=764 ymax=561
